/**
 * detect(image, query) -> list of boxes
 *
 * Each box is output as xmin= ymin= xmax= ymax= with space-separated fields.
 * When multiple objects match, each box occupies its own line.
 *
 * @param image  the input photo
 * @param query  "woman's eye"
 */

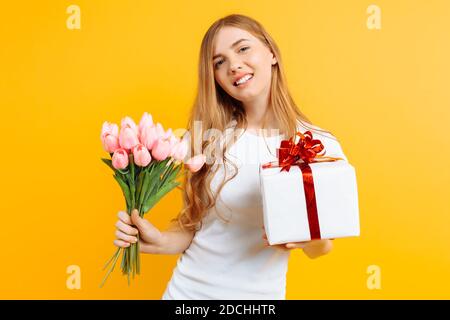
xmin=214 ymin=59 xmax=224 ymax=68
xmin=214 ymin=47 xmax=249 ymax=68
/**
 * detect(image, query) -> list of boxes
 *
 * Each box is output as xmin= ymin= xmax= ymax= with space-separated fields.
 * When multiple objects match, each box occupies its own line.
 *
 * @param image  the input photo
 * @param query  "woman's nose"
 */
xmin=229 ymin=60 xmax=243 ymax=74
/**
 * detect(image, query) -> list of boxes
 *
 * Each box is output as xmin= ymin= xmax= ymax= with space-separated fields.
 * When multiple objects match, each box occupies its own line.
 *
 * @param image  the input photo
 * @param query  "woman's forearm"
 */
xmin=141 ymin=224 xmax=195 ymax=254
xmin=157 ymin=229 xmax=195 ymax=255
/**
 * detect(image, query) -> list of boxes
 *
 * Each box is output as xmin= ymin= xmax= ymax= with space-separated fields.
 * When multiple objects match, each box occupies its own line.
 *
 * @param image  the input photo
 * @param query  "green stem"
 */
xmin=99 ymin=247 xmax=122 ymax=288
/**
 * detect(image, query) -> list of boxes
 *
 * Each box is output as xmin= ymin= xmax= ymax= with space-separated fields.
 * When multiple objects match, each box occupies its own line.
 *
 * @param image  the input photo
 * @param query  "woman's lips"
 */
xmin=233 ymin=73 xmax=254 ymax=87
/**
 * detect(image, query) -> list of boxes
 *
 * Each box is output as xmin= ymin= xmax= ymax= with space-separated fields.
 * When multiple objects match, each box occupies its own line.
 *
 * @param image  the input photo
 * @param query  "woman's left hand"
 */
xmin=261 ymin=226 xmax=333 ymax=258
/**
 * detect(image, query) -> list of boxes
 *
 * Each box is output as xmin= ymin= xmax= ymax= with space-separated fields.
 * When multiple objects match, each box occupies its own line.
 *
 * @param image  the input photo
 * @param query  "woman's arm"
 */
xmin=262 ymin=227 xmax=333 ymax=258
xmin=115 ymin=209 xmax=195 ymax=256
xmin=152 ymin=220 xmax=196 ymax=255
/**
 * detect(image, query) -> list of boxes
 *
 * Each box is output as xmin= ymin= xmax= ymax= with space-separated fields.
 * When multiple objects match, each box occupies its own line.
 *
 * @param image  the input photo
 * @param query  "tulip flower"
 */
xmin=139 ymin=125 xmax=158 ymax=151
xmin=132 ymin=144 xmax=152 ymax=167
xmin=138 ymin=112 xmax=153 ymax=137
xmin=121 ymin=116 xmax=139 ymax=135
xmin=155 ymin=123 xmax=165 ymax=140
xmin=101 ymin=122 xmax=120 ymax=153
xmin=163 ymin=128 xmax=173 ymax=140
xmin=111 ymin=148 xmax=129 ymax=169
xmin=119 ymin=127 xmax=140 ymax=150
xmin=172 ymin=140 xmax=189 ymax=161
xmin=102 ymin=134 xmax=119 ymax=153
xmin=168 ymin=135 xmax=179 ymax=153
xmin=151 ymin=138 xmax=172 ymax=161
xmin=101 ymin=121 xmax=119 ymax=140
xmin=185 ymin=154 xmax=206 ymax=173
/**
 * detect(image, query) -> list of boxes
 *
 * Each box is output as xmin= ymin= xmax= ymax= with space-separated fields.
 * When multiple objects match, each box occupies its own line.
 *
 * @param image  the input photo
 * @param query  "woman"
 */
xmin=113 ymin=14 xmax=348 ymax=299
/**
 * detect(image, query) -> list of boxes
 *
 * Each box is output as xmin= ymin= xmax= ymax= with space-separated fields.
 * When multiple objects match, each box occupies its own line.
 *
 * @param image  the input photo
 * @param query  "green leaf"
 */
xmin=114 ymin=174 xmax=131 ymax=208
xmin=117 ymin=168 xmax=130 ymax=175
xmin=141 ymin=181 xmax=180 ymax=213
xmin=159 ymin=162 xmax=174 ymax=186
xmin=142 ymin=162 xmax=165 ymax=204
xmin=127 ymin=155 xmax=137 ymax=209
xmin=129 ymin=179 xmax=136 ymax=209
xmin=164 ymin=163 xmax=182 ymax=185
xmin=135 ymin=165 xmax=142 ymax=185
xmin=101 ymin=158 xmax=115 ymax=172
xmin=129 ymin=154 xmax=135 ymax=180
xmin=135 ymin=170 xmax=145 ymax=205
xmin=99 ymin=247 xmax=122 ymax=288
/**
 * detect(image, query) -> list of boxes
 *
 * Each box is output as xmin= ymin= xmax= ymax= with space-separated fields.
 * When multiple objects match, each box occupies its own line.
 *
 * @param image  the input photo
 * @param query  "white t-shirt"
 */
xmin=161 ymin=122 xmax=348 ymax=300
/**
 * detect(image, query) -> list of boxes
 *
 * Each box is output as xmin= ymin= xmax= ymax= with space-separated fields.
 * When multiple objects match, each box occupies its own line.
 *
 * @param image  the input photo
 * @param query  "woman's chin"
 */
xmin=236 ymin=91 xmax=258 ymax=102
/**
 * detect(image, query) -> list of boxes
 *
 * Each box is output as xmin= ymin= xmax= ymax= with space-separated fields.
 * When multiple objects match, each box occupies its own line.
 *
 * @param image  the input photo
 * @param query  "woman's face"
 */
xmin=212 ymin=27 xmax=277 ymax=103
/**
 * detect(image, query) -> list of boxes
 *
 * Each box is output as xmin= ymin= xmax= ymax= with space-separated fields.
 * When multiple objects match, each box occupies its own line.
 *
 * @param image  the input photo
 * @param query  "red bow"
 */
xmin=262 ymin=130 xmax=343 ymax=172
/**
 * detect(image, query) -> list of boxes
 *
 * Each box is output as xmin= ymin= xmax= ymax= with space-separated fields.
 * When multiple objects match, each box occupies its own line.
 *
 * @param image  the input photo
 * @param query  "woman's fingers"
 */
xmin=115 ymin=230 xmax=138 ymax=243
xmin=263 ymin=238 xmax=285 ymax=250
xmin=113 ymin=239 xmax=131 ymax=248
xmin=113 ymin=212 xmax=138 ymax=248
xmin=285 ymin=242 xmax=307 ymax=249
xmin=261 ymin=226 xmax=307 ymax=250
xmin=118 ymin=210 xmax=132 ymax=224
xmin=115 ymin=220 xmax=139 ymax=236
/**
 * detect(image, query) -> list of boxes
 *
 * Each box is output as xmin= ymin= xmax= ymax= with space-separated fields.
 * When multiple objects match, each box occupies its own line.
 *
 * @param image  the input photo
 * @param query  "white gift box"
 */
xmin=259 ymin=160 xmax=360 ymax=245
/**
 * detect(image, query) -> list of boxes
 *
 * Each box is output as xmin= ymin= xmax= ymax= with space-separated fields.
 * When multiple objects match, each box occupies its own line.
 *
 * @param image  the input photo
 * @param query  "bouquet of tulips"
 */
xmin=99 ymin=112 xmax=206 ymax=287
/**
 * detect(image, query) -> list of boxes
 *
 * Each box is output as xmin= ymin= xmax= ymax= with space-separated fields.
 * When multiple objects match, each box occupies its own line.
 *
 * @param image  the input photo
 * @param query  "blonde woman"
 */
xmin=113 ymin=14 xmax=349 ymax=299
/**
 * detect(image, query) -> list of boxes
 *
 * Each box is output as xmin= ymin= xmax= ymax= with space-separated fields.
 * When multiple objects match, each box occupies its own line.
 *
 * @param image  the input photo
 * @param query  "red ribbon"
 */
xmin=262 ymin=130 xmax=343 ymax=240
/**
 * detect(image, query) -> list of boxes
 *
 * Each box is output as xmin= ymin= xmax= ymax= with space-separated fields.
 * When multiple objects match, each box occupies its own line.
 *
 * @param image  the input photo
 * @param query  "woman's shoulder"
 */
xmin=295 ymin=120 xmax=349 ymax=162
xmin=295 ymin=120 xmax=334 ymax=139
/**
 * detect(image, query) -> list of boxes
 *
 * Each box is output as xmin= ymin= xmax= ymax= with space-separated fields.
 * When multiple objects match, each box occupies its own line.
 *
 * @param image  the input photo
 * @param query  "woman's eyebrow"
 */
xmin=213 ymin=38 xmax=250 ymax=60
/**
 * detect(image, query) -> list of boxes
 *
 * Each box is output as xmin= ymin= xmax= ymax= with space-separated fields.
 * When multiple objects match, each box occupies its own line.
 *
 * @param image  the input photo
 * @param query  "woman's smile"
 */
xmin=233 ymin=73 xmax=254 ymax=88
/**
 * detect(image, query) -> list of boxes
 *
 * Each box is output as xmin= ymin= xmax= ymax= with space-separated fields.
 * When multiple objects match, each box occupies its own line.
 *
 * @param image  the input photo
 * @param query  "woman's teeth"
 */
xmin=234 ymin=74 xmax=253 ymax=86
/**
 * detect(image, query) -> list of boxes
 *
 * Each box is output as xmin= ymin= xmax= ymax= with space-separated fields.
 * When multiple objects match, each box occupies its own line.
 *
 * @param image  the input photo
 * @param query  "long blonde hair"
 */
xmin=173 ymin=14 xmax=334 ymax=232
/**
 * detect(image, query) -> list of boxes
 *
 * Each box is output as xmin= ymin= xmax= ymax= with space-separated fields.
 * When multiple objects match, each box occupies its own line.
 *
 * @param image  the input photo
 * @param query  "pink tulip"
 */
xmin=101 ymin=121 xmax=119 ymax=140
xmin=172 ymin=140 xmax=189 ymax=161
xmin=138 ymin=112 xmax=153 ymax=137
xmin=151 ymin=139 xmax=171 ymax=161
xmin=132 ymin=144 xmax=152 ymax=167
xmin=112 ymin=149 xmax=129 ymax=169
xmin=121 ymin=116 xmax=139 ymax=136
xmin=185 ymin=154 xmax=206 ymax=173
xmin=155 ymin=123 xmax=165 ymax=140
xmin=163 ymin=128 xmax=173 ymax=140
xmin=139 ymin=125 xmax=158 ymax=150
xmin=102 ymin=134 xmax=120 ymax=153
xmin=168 ymin=135 xmax=179 ymax=153
xmin=119 ymin=127 xmax=140 ymax=150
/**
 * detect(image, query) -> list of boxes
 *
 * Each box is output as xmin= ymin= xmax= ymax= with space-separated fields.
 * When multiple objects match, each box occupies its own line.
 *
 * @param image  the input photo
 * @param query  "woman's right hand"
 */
xmin=114 ymin=208 xmax=165 ymax=254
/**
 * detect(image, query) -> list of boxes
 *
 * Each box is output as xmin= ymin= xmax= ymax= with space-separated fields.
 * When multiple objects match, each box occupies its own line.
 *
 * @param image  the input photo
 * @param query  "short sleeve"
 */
xmin=296 ymin=121 xmax=349 ymax=162
xmin=323 ymin=137 xmax=349 ymax=162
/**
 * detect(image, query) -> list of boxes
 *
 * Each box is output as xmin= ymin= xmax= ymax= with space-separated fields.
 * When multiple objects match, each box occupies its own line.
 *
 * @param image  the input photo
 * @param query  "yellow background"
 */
xmin=1 ymin=0 xmax=449 ymax=299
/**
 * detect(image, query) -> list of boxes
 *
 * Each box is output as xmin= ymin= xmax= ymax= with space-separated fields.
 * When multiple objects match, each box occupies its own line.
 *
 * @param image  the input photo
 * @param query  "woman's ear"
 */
xmin=271 ymin=52 xmax=277 ymax=65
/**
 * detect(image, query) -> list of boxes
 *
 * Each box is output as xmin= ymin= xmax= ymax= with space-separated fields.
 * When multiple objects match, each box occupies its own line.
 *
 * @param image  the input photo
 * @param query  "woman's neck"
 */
xmin=242 ymin=86 xmax=273 ymax=130
xmin=245 ymin=107 xmax=277 ymax=131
